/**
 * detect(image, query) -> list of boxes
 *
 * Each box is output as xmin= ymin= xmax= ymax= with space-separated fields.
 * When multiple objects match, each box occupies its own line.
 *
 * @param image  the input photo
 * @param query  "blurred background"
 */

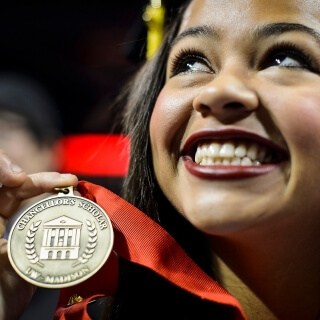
xmin=0 ymin=0 xmax=152 ymax=197
xmin=0 ymin=0 xmax=184 ymax=193
xmin=0 ymin=1 xmax=146 ymax=132
xmin=0 ymin=2 xmax=183 ymax=318
xmin=0 ymin=0 xmax=151 ymax=190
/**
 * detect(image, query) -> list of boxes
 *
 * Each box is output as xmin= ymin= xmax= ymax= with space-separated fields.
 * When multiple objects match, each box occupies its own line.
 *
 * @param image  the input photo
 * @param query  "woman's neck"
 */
xmin=214 ymin=256 xmax=278 ymax=320
xmin=208 ymin=218 xmax=320 ymax=320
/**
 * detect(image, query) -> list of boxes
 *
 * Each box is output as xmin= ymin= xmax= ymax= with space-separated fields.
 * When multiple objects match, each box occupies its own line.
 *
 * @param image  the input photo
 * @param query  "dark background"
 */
xmin=0 ymin=0 xmax=185 ymax=135
xmin=1 ymin=2 xmax=186 ymax=319
xmin=0 ymin=1 xmax=149 ymax=135
xmin=0 ymin=0 xmax=185 ymax=183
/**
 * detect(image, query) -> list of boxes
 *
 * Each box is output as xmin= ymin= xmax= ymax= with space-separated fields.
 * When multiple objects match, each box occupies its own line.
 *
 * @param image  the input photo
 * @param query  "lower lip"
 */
xmin=182 ymin=157 xmax=279 ymax=179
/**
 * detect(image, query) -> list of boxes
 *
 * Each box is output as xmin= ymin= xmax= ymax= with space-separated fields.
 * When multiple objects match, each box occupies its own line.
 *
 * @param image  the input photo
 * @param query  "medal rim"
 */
xmin=7 ymin=190 xmax=114 ymax=289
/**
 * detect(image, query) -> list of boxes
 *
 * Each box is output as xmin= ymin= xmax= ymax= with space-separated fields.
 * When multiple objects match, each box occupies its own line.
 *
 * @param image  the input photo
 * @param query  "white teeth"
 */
xmin=219 ymin=142 xmax=235 ymax=157
xmin=231 ymin=157 xmax=241 ymax=165
xmin=200 ymin=145 xmax=208 ymax=157
xmin=222 ymin=158 xmax=231 ymax=165
xmin=195 ymin=148 xmax=202 ymax=164
xmin=208 ymin=143 xmax=220 ymax=157
xmin=207 ymin=157 xmax=213 ymax=165
xmin=235 ymin=143 xmax=246 ymax=158
xmin=195 ymin=141 xmax=270 ymax=166
xmin=240 ymin=156 xmax=252 ymax=165
xmin=247 ymin=143 xmax=258 ymax=160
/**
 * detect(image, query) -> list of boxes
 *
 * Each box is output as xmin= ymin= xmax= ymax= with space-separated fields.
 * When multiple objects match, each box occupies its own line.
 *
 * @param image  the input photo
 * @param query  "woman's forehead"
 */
xmin=180 ymin=0 xmax=320 ymax=33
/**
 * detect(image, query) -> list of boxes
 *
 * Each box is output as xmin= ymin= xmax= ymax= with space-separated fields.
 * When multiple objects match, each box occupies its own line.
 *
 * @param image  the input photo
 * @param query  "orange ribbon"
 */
xmin=55 ymin=181 xmax=247 ymax=320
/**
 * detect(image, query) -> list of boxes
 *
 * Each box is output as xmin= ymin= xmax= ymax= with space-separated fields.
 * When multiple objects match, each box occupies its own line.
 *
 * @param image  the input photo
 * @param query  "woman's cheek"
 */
xmin=275 ymin=94 xmax=320 ymax=151
xmin=150 ymin=87 xmax=190 ymax=151
xmin=150 ymin=90 xmax=168 ymax=148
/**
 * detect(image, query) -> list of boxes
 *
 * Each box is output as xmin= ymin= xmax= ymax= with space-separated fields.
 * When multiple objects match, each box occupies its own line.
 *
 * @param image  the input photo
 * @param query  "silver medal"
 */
xmin=8 ymin=186 xmax=114 ymax=288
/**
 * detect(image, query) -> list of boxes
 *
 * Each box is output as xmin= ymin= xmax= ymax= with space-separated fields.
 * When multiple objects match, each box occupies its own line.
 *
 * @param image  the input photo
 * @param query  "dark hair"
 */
xmin=122 ymin=4 xmax=185 ymax=221
xmin=101 ymin=2 xmax=234 ymax=318
xmin=120 ymin=0 xmax=213 ymax=270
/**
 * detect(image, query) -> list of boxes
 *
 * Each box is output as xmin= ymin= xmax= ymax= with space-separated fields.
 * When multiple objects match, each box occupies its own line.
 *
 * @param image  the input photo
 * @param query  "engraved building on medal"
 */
xmin=40 ymin=216 xmax=82 ymax=260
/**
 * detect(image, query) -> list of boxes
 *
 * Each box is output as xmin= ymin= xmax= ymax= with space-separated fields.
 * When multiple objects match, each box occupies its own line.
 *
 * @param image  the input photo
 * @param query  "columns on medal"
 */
xmin=39 ymin=216 xmax=83 ymax=260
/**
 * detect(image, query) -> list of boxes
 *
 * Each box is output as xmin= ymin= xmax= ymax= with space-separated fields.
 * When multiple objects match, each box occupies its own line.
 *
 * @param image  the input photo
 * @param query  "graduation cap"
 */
xmin=58 ymin=1 xmax=189 ymax=190
xmin=124 ymin=0 xmax=188 ymax=62
xmin=0 ymin=1 xmax=188 ymax=193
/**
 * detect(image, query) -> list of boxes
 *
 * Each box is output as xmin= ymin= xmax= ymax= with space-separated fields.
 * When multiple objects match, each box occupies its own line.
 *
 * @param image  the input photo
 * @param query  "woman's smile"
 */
xmin=149 ymin=0 xmax=320 ymax=235
xmin=181 ymin=128 xmax=289 ymax=179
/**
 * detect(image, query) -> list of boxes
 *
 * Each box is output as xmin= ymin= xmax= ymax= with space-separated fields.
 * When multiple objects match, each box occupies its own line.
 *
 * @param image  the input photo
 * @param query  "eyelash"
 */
xmin=169 ymin=41 xmax=317 ymax=77
xmin=260 ymin=41 xmax=315 ymax=71
xmin=170 ymin=48 xmax=212 ymax=77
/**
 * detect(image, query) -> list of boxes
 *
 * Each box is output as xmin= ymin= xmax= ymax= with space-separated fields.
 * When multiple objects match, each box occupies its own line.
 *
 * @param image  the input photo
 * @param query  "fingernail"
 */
xmin=11 ymin=163 xmax=23 ymax=173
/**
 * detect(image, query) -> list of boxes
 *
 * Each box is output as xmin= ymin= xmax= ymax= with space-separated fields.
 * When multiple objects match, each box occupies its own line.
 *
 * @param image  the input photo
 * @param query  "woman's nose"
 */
xmin=193 ymin=73 xmax=259 ymax=123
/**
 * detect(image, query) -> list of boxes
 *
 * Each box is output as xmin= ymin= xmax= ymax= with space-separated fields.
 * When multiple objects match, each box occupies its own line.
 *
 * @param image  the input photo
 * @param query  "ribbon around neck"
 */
xmin=56 ymin=181 xmax=247 ymax=320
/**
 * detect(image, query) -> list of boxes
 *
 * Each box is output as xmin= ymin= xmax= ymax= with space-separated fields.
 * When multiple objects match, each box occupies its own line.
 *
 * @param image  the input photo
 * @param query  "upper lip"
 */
xmin=180 ymin=128 xmax=289 ymax=163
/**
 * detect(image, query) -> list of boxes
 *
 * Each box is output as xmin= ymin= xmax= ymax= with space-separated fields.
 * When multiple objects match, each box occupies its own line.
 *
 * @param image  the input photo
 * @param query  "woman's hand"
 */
xmin=0 ymin=149 xmax=78 ymax=319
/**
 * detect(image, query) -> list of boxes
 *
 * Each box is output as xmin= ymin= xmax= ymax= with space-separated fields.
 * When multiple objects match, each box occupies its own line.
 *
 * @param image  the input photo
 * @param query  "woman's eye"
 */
xmin=261 ymin=43 xmax=313 ymax=71
xmin=264 ymin=54 xmax=306 ymax=68
xmin=170 ymin=49 xmax=213 ymax=76
xmin=184 ymin=60 xmax=212 ymax=72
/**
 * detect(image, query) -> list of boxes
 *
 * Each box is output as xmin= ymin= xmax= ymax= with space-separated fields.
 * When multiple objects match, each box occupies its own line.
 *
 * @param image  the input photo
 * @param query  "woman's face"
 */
xmin=149 ymin=0 xmax=320 ymax=235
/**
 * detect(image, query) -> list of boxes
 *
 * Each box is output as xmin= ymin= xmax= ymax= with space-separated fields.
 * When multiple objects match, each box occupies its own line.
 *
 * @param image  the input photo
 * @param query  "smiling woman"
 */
xmin=0 ymin=0 xmax=320 ymax=319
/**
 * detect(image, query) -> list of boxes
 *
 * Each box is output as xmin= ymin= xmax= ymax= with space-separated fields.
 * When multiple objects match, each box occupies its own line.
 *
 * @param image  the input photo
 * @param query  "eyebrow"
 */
xmin=171 ymin=22 xmax=320 ymax=47
xmin=170 ymin=25 xmax=219 ymax=47
xmin=253 ymin=22 xmax=320 ymax=44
